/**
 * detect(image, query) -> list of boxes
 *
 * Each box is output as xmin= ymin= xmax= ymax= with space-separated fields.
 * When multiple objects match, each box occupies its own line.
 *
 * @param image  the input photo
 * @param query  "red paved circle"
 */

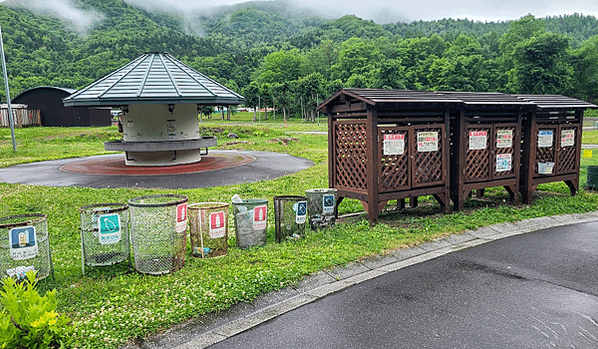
xmin=59 ymin=154 xmax=256 ymax=176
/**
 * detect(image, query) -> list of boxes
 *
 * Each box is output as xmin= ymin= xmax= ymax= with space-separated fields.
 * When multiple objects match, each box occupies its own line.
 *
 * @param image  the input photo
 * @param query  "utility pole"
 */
xmin=0 ymin=24 xmax=16 ymax=151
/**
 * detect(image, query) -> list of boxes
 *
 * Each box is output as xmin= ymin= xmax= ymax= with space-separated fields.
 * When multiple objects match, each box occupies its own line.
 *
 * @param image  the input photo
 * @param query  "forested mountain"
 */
xmin=1 ymin=0 xmax=598 ymax=119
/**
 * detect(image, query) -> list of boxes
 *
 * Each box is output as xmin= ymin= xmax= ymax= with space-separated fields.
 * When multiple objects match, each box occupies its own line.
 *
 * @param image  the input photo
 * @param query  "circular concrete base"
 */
xmin=0 ymin=150 xmax=314 ymax=189
xmin=60 ymin=153 xmax=255 ymax=175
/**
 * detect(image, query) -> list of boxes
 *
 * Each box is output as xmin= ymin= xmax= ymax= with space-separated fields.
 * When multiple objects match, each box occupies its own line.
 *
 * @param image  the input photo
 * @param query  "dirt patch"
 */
xmin=225 ymin=140 xmax=254 ymax=146
xmin=203 ymin=127 xmax=225 ymax=134
xmin=269 ymin=137 xmax=299 ymax=145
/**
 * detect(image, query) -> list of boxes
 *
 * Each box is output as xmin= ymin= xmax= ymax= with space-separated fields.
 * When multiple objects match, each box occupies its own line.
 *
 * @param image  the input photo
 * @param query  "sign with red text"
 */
xmin=496 ymin=130 xmax=513 ymax=148
xmin=417 ymin=132 xmax=438 ymax=152
xmin=253 ymin=205 xmax=267 ymax=230
xmin=496 ymin=153 xmax=512 ymax=172
xmin=469 ymin=130 xmax=487 ymax=150
xmin=561 ymin=129 xmax=575 ymax=147
xmin=209 ymin=211 xmax=226 ymax=239
xmin=383 ymin=134 xmax=405 ymax=155
xmin=176 ymin=203 xmax=188 ymax=233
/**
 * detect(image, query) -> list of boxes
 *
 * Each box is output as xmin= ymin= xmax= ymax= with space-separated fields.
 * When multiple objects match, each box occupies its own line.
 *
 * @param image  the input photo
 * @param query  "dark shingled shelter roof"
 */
xmin=512 ymin=94 xmax=597 ymax=109
xmin=63 ymin=52 xmax=244 ymax=107
xmin=318 ymin=89 xmax=596 ymax=111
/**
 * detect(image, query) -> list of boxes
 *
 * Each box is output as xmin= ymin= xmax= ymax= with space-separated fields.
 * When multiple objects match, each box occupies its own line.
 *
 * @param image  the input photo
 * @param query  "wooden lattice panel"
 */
xmin=465 ymin=127 xmax=491 ymax=181
xmin=558 ymin=127 xmax=577 ymax=174
xmin=334 ymin=122 xmax=367 ymax=190
xmin=413 ymin=127 xmax=444 ymax=187
xmin=535 ymin=127 xmax=556 ymax=175
xmin=493 ymin=126 xmax=516 ymax=178
xmin=379 ymin=128 xmax=409 ymax=192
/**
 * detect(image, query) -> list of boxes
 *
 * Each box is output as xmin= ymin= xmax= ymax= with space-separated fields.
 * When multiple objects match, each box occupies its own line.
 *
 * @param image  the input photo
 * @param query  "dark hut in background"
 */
xmin=13 ymin=86 xmax=111 ymax=127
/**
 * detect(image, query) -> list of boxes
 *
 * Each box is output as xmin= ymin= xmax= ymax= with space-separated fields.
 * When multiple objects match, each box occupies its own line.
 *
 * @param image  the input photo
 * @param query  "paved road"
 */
xmin=0 ymin=150 xmax=313 ymax=189
xmin=208 ymin=221 xmax=598 ymax=349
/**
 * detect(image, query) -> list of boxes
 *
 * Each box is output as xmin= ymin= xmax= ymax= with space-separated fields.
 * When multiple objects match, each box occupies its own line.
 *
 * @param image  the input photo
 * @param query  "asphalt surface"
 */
xmin=0 ymin=150 xmax=313 ymax=189
xmin=125 ymin=212 xmax=598 ymax=349
xmin=211 ymin=220 xmax=598 ymax=349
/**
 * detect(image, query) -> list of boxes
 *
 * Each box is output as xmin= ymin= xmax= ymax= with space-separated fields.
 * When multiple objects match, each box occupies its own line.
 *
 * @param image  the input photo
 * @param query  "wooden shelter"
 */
xmin=319 ymin=89 xmax=597 ymax=223
xmin=444 ymin=92 xmax=532 ymax=211
xmin=0 ymin=104 xmax=40 ymax=127
xmin=318 ymin=89 xmax=460 ymax=223
xmin=515 ymin=94 xmax=597 ymax=204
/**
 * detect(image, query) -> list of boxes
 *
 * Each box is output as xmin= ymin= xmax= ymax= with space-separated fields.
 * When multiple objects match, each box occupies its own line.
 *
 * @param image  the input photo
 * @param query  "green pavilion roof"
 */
xmin=63 ymin=52 xmax=244 ymax=107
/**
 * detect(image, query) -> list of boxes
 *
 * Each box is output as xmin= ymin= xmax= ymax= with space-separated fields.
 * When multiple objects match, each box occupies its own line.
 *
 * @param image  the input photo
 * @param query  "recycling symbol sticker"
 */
xmin=294 ymin=201 xmax=307 ymax=224
xmin=98 ymin=213 xmax=121 ymax=245
xmin=323 ymin=194 xmax=335 ymax=214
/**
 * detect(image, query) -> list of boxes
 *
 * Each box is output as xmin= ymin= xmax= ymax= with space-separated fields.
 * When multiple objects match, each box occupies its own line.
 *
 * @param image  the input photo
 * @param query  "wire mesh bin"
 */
xmin=128 ymin=194 xmax=188 ymax=275
xmin=232 ymin=199 xmax=268 ymax=249
xmin=79 ymin=203 xmax=130 ymax=274
xmin=0 ymin=214 xmax=53 ymax=281
xmin=274 ymin=196 xmax=307 ymax=242
xmin=188 ymin=202 xmax=229 ymax=258
xmin=306 ymin=189 xmax=337 ymax=230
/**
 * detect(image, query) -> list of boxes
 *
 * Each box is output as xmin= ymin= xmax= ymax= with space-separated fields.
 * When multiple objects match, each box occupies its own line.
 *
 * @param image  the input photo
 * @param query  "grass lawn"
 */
xmin=1 ymin=114 xmax=598 ymax=348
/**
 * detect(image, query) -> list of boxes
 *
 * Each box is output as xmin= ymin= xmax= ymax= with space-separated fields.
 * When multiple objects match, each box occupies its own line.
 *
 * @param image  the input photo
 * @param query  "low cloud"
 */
xmin=123 ymin=0 xmax=209 ymax=36
xmin=3 ymin=0 xmax=104 ymax=35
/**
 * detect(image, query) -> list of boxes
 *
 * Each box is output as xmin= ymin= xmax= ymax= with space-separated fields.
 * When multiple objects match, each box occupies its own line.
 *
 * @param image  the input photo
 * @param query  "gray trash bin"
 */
xmin=129 ymin=194 xmax=188 ymax=275
xmin=306 ymin=188 xmax=338 ymax=230
xmin=79 ymin=203 xmax=130 ymax=274
xmin=232 ymin=199 xmax=268 ymax=249
xmin=0 ymin=213 xmax=53 ymax=280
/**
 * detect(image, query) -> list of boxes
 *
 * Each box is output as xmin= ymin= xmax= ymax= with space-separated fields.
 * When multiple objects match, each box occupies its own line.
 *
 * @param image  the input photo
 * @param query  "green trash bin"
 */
xmin=587 ymin=165 xmax=598 ymax=190
xmin=232 ymin=198 xmax=268 ymax=249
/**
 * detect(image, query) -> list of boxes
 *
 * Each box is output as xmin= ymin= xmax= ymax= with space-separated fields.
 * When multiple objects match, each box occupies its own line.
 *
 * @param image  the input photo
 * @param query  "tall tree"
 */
xmin=242 ymin=81 xmax=260 ymax=121
xmin=303 ymin=40 xmax=339 ymax=80
xmin=570 ymin=35 xmax=598 ymax=102
xmin=297 ymin=72 xmax=326 ymax=121
xmin=330 ymin=37 xmax=385 ymax=85
xmin=510 ymin=32 xmax=573 ymax=94
xmin=499 ymin=15 xmax=546 ymax=71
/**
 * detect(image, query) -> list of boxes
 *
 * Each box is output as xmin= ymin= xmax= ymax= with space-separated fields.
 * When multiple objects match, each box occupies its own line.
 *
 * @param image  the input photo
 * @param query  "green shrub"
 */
xmin=0 ymin=272 xmax=71 ymax=349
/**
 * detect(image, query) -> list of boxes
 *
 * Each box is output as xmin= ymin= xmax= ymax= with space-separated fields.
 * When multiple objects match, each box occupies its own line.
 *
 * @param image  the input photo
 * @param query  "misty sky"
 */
xmin=126 ymin=0 xmax=598 ymax=23
xmin=3 ymin=0 xmax=598 ymax=35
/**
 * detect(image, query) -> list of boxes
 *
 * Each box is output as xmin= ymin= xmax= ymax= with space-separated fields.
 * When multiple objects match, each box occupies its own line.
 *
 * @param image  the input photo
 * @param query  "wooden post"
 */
xmin=327 ymin=106 xmax=334 ymax=190
xmin=366 ymin=108 xmax=379 ymax=223
xmin=442 ymin=109 xmax=451 ymax=213
xmin=452 ymin=110 xmax=466 ymax=211
xmin=521 ymin=111 xmax=536 ymax=204
xmin=567 ymin=109 xmax=584 ymax=196
xmin=513 ymin=110 xmax=523 ymax=203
